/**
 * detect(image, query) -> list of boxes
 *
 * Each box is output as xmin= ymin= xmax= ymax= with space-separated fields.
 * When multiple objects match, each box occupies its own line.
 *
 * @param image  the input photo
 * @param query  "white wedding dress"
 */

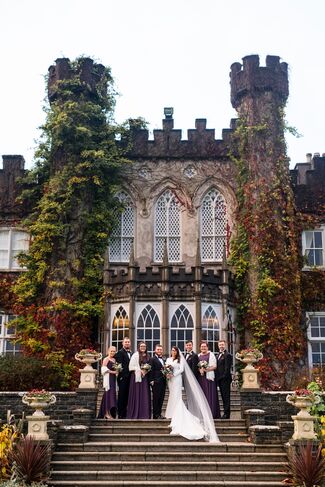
xmin=165 ymin=355 xmax=219 ymax=443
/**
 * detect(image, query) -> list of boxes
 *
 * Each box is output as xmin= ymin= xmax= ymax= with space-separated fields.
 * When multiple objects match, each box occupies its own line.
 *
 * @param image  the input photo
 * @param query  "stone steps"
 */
xmin=87 ymin=433 xmax=249 ymax=442
xmin=50 ymin=392 xmax=287 ymax=487
xmin=52 ymin=451 xmax=287 ymax=463
xmin=56 ymin=441 xmax=283 ymax=453
xmin=51 ymin=460 xmax=285 ymax=472
xmin=50 ymin=482 xmax=284 ymax=487
xmin=50 ymin=470 xmax=286 ymax=483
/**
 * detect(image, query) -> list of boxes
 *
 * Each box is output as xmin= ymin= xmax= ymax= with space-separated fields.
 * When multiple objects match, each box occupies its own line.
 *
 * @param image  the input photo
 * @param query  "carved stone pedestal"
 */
xmin=241 ymin=364 xmax=260 ymax=389
xmin=78 ymin=366 xmax=97 ymax=389
xmin=26 ymin=414 xmax=50 ymax=440
xmin=292 ymin=411 xmax=317 ymax=440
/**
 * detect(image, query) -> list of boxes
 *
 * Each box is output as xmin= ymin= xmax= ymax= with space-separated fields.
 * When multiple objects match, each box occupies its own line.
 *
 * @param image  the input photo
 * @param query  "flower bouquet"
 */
xmin=112 ymin=362 xmax=123 ymax=374
xmin=162 ymin=364 xmax=174 ymax=379
xmin=198 ymin=360 xmax=209 ymax=369
xmin=141 ymin=363 xmax=152 ymax=373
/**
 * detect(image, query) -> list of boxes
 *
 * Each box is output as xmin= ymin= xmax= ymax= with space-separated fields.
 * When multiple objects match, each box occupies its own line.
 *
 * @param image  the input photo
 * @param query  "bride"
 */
xmin=165 ymin=346 xmax=219 ymax=443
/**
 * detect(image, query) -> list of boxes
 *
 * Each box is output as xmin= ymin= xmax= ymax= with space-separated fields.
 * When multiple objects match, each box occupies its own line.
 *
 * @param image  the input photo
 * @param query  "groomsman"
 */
xmin=184 ymin=340 xmax=200 ymax=379
xmin=215 ymin=340 xmax=232 ymax=419
xmin=115 ymin=337 xmax=132 ymax=419
xmin=149 ymin=344 xmax=166 ymax=419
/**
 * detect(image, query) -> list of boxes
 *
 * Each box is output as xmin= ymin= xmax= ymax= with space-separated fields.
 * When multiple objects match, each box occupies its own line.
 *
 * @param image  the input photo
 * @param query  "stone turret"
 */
xmin=47 ymin=57 xmax=107 ymax=103
xmin=230 ymin=55 xmax=288 ymax=109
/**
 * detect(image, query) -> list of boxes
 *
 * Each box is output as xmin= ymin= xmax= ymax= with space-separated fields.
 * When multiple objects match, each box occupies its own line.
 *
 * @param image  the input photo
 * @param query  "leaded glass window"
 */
xmin=154 ymin=190 xmax=181 ymax=262
xmin=201 ymin=305 xmax=220 ymax=353
xmin=170 ymin=305 xmax=194 ymax=352
xmin=111 ymin=306 xmax=130 ymax=349
xmin=136 ymin=305 xmax=160 ymax=354
xmin=200 ymin=189 xmax=227 ymax=262
xmin=109 ymin=192 xmax=134 ymax=262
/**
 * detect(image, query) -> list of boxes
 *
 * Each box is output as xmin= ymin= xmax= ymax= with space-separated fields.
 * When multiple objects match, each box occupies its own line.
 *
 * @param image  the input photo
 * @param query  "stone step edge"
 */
xmin=52 ymin=451 xmax=287 ymax=458
xmin=51 ymin=460 xmax=285 ymax=466
xmin=51 ymin=470 xmax=285 ymax=477
xmin=55 ymin=441 xmax=283 ymax=449
xmin=49 ymin=482 xmax=284 ymax=486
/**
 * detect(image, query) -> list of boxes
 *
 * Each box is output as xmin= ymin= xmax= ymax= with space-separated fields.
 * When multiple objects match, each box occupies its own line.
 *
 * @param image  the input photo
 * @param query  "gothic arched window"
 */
xmin=200 ymin=189 xmax=227 ymax=262
xmin=201 ymin=305 xmax=220 ymax=353
xmin=154 ymin=190 xmax=181 ymax=262
xmin=170 ymin=304 xmax=194 ymax=352
xmin=111 ymin=306 xmax=130 ymax=349
xmin=109 ymin=192 xmax=134 ymax=262
xmin=136 ymin=305 xmax=160 ymax=355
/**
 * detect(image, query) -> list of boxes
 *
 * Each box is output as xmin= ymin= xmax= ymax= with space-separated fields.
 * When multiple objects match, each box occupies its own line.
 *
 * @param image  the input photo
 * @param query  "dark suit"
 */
xmin=215 ymin=350 xmax=232 ymax=418
xmin=149 ymin=355 xmax=166 ymax=419
xmin=184 ymin=351 xmax=200 ymax=379
xmin=115 ymin=347 xmax=132 ymax=419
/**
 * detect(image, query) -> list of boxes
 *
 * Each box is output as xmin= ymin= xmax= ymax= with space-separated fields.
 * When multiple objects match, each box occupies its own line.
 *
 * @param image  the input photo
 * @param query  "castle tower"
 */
xmin=230 ymin=55 xmax=303 ymax=383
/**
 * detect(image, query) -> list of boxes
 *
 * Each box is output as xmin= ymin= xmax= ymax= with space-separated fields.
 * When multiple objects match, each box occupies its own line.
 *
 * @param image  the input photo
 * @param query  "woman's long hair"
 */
xmin=137 ymin=341 xmax=150 ymax=364
xmin=171 ymin=346 xmax=181 ymax=362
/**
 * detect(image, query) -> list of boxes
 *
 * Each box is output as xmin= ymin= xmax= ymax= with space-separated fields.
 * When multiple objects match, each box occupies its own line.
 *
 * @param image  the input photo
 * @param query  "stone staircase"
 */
xmin=49 ymin=391 xmax=287 ymax=486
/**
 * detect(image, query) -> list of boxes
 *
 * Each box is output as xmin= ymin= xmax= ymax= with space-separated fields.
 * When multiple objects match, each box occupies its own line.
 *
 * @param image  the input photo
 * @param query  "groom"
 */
xmin=149 ymin=344 xmax=166 ymax=419
xmin=184 ymin=340 xmax=200 ymax=379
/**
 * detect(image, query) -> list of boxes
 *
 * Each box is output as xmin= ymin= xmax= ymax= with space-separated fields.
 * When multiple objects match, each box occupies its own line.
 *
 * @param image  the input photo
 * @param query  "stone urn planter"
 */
xmin=75 ymin=349 xmax=102 ymax=389
xmin=235 ymin=348 xmax=263 ymax=390
xmin=22 ymin=390 xmax=56 ymax=440
xmin=286 ymin=389 xmax=320 ymax=440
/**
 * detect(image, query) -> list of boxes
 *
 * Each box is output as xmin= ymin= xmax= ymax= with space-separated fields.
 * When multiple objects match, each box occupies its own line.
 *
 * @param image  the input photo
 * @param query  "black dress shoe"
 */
xmin=158 ymin=415 xmax=166 ymax=419
xmin=221 ymin=414 xmax=230 ymax=419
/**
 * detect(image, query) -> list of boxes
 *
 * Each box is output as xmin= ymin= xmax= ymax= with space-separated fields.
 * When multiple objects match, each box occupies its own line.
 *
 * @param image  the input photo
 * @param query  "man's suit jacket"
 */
xmin=149 ymin=355 xmax=166 ymax=383
xmin=185 ymin=351 xmax=200 ymax=378
xmin=215 ymin=350 xmax=232 ymax=382
xmin=115 ymin=348 xmax=132 ymax=382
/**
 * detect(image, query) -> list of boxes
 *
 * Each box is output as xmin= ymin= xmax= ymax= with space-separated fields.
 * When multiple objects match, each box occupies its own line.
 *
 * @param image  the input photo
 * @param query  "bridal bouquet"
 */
xmin=198 ymin=360 xmax=209 ymax=370
xmin=162 ymin=364 xmax=174 ymax=379
xmin=141 ymin=363 xmax=152 ymax=373
xmin=112 ymin=362 xmax=123 ymax=374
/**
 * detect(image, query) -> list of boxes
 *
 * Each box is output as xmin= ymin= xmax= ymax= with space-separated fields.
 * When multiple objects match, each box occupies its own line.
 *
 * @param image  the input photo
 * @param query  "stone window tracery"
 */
xmin=201 ymin=305 xmax=220 ymax=353
xmin=111 ymin=306 xmax=130 ymax=350
xmin=170 ymin=304 xmax=194 ymax=352
xmin=136 ymin=305 xmax=160 ymax=355
xmin=109 ymin=192 xmax=135 ymax=262
xmin=154 ymin=190 xmax=181 ymax=262
xmin=200 ymin=189 xmax=227 ymax=262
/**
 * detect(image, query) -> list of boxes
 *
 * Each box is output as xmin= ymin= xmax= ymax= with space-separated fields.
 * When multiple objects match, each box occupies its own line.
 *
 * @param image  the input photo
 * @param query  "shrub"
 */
xmin=9 ymin=437 xmax=51 ymax=484
xmin=1 ymin=482 xmax=48 ymax=486
xmin=0 ymin=415 xmax=23 ymax=481
xmin=0 ymin=355 xmax=76 ymax=390
xmin=285 ymin=442 xmax=325 ymax=487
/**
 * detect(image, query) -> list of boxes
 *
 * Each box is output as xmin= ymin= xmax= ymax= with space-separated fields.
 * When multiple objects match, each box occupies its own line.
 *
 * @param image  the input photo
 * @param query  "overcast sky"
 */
xmin=1 ymin=0 xmax=324 ymax=169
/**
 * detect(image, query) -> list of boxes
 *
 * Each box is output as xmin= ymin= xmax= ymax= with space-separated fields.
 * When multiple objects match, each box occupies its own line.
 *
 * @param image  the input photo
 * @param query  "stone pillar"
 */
xmin=128 ymin=245 xmax=136 ymax=345
xmin=194 ymin=239 xmax=202 ymax=348
xmin=161 ymin=241 xmax=169 ymax=352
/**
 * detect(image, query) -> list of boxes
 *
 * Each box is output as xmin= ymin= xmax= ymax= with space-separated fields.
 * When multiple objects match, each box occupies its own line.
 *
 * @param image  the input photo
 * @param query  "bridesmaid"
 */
xmin=126 ymin=342 xmax=151 ymax=419
xmin=98 ymin=346 xmax=118 ymax=419
xmin=198 ymin=341 xmax=220 ymax=419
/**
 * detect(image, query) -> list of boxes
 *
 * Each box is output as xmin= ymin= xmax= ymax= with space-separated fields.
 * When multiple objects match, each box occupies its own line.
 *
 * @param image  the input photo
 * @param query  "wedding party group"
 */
xmin=98 ymin=337 xmax=232 ymax=442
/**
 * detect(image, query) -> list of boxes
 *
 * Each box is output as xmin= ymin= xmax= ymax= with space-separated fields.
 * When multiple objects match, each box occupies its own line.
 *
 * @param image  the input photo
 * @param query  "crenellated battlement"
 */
xmin=230 ymin=55 xmax=289 ymax=109
xmin=47 ymin=57 xmax=107 ymax=103
xmin=126 ymin=115 xmax=237 ymax=159
xmin=291 ymin=155 xmax=325 ymax=214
